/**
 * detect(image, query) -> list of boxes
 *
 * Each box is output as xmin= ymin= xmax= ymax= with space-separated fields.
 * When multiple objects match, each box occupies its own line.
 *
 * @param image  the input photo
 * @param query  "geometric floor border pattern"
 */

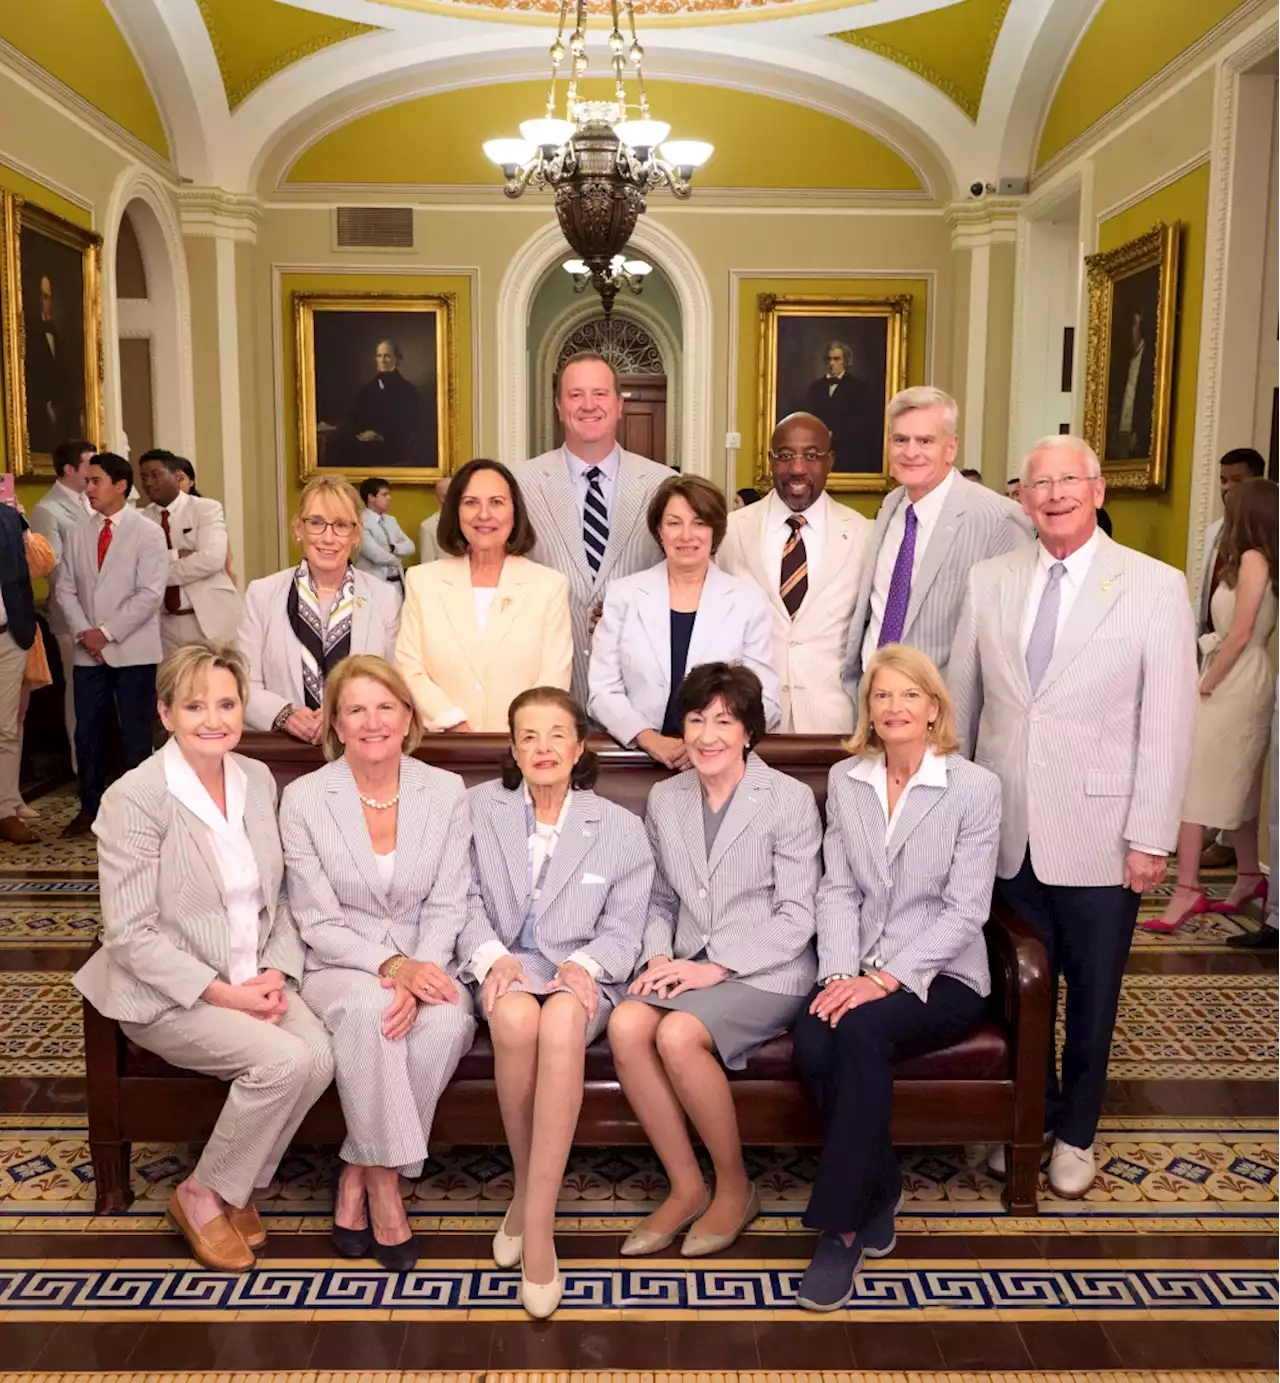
xmin=1 ymin=1263 xmax=1276 ymax=1320
xmin=0 ymin=1376 xmax=1275 ymax=1383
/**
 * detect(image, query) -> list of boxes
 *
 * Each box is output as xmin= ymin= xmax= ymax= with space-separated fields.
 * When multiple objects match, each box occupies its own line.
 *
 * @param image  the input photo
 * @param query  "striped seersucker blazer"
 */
xmin=74 ymin=749 xmax=302 ymax=1024
xmin=817 ymin=753 xmax=1000 ymax=1001
xmin=458 ymin=779 xmax=654 ymax=983
xmin=841 ymin=473 xmax=1033 ymax=698
xmin=641 ymin=752 xmax=821 ymax=996
xmin=515 ymin=447 xmax=671 ymax=706
xmin=279 ymin=755 xmax=473 ymax=975
xmin=948 ymin=532 xmax=1199 ymax=887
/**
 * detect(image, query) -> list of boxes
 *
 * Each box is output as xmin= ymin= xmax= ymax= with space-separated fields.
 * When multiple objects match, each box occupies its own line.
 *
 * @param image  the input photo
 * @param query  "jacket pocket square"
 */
xmin=581 ymin=873 xmax=606 ymax=885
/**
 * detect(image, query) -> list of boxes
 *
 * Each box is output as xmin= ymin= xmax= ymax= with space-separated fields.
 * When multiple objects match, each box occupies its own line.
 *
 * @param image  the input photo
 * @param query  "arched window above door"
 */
xmin=557 ymin=315 xmax=665 ymax=377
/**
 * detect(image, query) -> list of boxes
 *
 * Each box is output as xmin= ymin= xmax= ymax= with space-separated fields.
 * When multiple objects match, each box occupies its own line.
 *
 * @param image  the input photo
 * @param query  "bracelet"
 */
xmin=821 ymin=973 xmax=855 ymax=987
xmin=863 ymin=971 xmax=891 ymax=993
xmin=272 ymin=704 xmax=297 ymax=733
xmin=382 ymin=954 xmax=407 ymax=982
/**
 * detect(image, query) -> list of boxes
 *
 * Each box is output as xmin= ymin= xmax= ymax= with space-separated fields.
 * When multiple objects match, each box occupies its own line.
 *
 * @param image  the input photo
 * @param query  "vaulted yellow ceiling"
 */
xmin=829 ymin=0 xmax=1011 ymax=121
xmin=0 ymin=0 xmax=169 ymax=155
xmin=285 ymin=79 xmax=924 ymax=190
xmin=196 ymin=0 xmax=379 ymax=110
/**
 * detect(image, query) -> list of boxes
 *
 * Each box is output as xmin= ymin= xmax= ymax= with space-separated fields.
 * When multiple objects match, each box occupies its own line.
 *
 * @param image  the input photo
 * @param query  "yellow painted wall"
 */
xmin=286 ymin=80 xmax=923 ymax=190
xmin=0 ymin=0 xmax=169 ymax=157
xmin=734 ymin=276 xmax=931 ymax=518
xmin=1037 ymin=0 xmax=1246 ymax=168
xmin=1097 ymin=163 xmax=1211 ymax=569
xmin=276 ymin=270 xmax=475 ymax=571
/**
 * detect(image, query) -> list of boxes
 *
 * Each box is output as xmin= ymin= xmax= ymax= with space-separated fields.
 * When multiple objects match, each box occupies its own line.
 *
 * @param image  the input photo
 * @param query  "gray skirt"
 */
xmin=473 ymin=947 xmax=618 ymax=1045
xmin=624 ymin=980 xmax=806 ymax=1070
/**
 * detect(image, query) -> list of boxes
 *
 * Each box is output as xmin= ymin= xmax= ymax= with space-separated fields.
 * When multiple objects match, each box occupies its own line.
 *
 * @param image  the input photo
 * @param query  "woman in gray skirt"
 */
xmin=609 ymin=663 xmax=821 ymax=1258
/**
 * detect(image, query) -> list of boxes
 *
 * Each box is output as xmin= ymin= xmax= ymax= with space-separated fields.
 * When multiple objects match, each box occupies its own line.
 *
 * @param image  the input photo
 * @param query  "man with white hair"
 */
xmin=948 ymin=434 xmax=1197 ymax=1198
xmin=841 ymin=386 xmax=1032 ymax=698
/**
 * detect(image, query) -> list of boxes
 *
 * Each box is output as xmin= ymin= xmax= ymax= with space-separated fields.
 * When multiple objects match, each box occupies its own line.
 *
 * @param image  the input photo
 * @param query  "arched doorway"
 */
xmin=552 ymin=315 xmax=669 ymax=464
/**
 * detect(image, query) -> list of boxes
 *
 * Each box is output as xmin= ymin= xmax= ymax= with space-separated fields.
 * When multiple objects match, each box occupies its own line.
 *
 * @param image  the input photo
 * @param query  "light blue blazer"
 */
xmin=587 ymin=560 xmax=781 ymax=746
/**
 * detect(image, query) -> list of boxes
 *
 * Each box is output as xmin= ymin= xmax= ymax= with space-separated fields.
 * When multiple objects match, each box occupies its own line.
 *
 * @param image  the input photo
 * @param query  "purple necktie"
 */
xmin=877 ymin=504 xmax=917 ymax=647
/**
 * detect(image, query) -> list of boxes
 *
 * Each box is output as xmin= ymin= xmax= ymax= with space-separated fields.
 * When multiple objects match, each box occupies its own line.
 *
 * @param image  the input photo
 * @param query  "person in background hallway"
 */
xmin=949 ymin=434 xmax=1197 ymax=1198
xmin=55 ymin=453 xmax=168 ymax=839
xmin=793 ymin=646 xmax=999 ymax=1311
xmin=1005 ymin=478 xmax=1021 ymax=502
xmin=173 ymin=458 xmax=200 ymax=496
xmin=74 ymin=642 xmax=332 ymax=1273
xmin=517 ymin=353 xmax=670 ymax=706
xmin=960 ymin=468 xmax=983 ymax=481
xmin=719 ymin=413 xmax=873 ymax=734
xmin=280 ymin=656 xmax=476 ymax=1272
xmin=1195 ymin=448 xmax=1265 ymax=871
xmin=417 ymin=474 xmax=451 ymax=566
xmin=609 ymin=664 xmax=820 ymax=1259
xmin=30 ymin=438 xmax=96 ymax=766
xmin=733 ymin=488 xmax=760 ymax=510
xmin=238 ymin=476 xmax=400 ymax=744
xmin=1227 ymin=682 xmax=1278 ymax=950
xmin=396 ymin=459 xmax=572 ymax=732
xmin=15 ymin=527 xmax=57 ymax=823
xmin=0 ymin=502 xmax=45 ymax=843
xmin=139 ymin=451 xmax=242 ymax=656
xmin=588 ymin=474 xmax=779 ymax=766
xmin=356 ymin=477 xmax=415 ymax=590
xmin=460 ymin=687 xmax=652 ymax=1317
xmin=1145 ymin=477 xmax=1278 ymax=933
xmin=842 ymin=387 xmax=1032 ymax=702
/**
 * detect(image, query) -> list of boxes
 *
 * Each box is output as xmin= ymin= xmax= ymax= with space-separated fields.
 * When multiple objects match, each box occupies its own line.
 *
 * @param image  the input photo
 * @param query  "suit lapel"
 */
xmin=806 ymin=496 xmax=850 ymax=605
xmin=324 ymin=762 xmax=386 ymax=903
xmin=174 ymin=802 xmax=228 ymax=907
xmin=436 ymin=560 xmax=484 ymax=680
xmin=350 ymin=570 xmax=372 ymax=654
xmin=1001 ymin=545 xmax=1038 ymax=699
xmin=1036 ymin=538 xmax=1125 ymax=696
xmin=536 ymin=791 xmax=599 ymax=914
xmin=389 ymin=765 xmax=431 ymax=907
xmin=747 ymin=501 xmax=788 ymax=622
xmin=843 ymin=774 xmax=887 ymax=866
xmin=635 ymin=566 xmax=673 ymax=681
xmin=241 ymin=769 xmax=281 ymax=942
xmin=885 ymin=782 xmax=945 ymax=865
xmin=904 ymin=476 xmax=963 ymax=635
xmin=674 ymin=772 xmax=709 ymax=886
xmin=495 ymin=786 xmax=532 ymax=911
xmin=596 ymin=452 xmax=649 ymax=588
xmin=479 ymin=559 xmax=533 ymax=665
xmin=707 ymin=756 xmax=769 ymax=876
xmin=542 ymin=452 xmax=593 ymax=582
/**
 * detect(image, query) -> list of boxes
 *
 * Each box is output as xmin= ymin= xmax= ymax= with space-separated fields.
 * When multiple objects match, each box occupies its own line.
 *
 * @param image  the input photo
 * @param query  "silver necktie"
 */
xmin=1025 ymin=562 xmax=1066 ymax=692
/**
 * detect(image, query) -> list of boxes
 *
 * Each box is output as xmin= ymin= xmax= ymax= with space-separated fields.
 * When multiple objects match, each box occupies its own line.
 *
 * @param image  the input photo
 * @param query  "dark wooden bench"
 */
xmin=83 ymin=734 xmax=1050 ymax=1216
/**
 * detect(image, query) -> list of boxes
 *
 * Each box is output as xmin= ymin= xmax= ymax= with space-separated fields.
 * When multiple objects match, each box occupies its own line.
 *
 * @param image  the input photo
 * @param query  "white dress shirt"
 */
xmin=761 ymin=489 xmax=827 ymax=589
xmin=564 ymin=445 xmax=621 ymax=525
xmin=472 ymin=586 xmax=498 ymax=634
xmin=863 ymin=466 xmax=958 ymax=665
xmin=56 ymin=479 xmax=93 ymax=517
xmin=1019 ymin=529 xmax=1101 ymax=655
xmin=161 ymin=738 xmax=266 ymax=986
xmin=849 ymin=746 xmax=948 ymax=847
xmin=469 ymin=786 xmax=603 ymax=982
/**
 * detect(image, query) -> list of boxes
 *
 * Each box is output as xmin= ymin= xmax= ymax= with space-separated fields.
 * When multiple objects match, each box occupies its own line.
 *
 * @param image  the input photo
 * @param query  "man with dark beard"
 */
xmin=333 ymin=340 xmax=429 ymax=469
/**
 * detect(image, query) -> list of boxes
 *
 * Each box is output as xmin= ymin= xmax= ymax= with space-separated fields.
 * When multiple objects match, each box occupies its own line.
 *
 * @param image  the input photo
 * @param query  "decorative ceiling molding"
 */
xmin=366 ymin=0 xmax=883 ymax=28
xmin=829 ymin=0 xmax=1012 ymax=120
xmin=178 ymin=186 xmax=264 ymax=240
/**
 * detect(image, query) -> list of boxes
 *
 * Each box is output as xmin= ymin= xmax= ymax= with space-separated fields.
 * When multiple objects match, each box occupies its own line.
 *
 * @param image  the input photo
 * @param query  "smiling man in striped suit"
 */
xmin=516 ymin=353 xmax=671 ymax=707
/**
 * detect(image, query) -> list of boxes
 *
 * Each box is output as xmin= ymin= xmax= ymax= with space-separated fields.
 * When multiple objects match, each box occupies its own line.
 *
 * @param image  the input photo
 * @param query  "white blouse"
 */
xmin=848 ymin=748 xmax=949 ymax=846
xmin=162 ymin=738 xmax=266 ymax=986
xmin=375 ymin=850 xmax=396 ymax=893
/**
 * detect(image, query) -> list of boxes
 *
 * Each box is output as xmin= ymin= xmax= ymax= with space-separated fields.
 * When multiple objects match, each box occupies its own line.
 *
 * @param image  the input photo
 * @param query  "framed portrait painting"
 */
xmin=0 ymin=195 xmax=103 ymax=476
xmin=294 ymin=291 xmax=457 ymax=483
xmin=1082 ymin=222 xmax=1180 ymax=491
xmin=756 ymin=293 xmax=909 ymax=493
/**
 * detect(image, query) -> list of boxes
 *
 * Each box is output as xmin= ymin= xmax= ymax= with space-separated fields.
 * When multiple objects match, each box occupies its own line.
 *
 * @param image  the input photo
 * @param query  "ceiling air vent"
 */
xmin=335 ymin=206 xmax=414 ymax=249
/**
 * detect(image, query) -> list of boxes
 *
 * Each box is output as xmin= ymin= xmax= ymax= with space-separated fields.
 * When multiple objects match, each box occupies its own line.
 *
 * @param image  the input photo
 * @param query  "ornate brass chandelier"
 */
xmin=484 ymin=0 xmax=712 ymax=314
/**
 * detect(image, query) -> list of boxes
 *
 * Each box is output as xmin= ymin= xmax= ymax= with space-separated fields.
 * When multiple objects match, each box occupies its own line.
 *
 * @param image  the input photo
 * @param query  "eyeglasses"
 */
xmin=769 ymin=449 xmax=831 ymax=465
xmin=1024 ymin=474 xmax=1097 ymax=495
xmin=301 ymin=516 xmax=356 ymax=538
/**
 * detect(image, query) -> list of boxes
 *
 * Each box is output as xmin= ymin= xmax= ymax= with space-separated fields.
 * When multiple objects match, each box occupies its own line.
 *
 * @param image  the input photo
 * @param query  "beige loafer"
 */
xmin=680 ymin=1186 xmax=760 ymax=1259
xmin=168 ymin=1197 xmax=254 ymax=1273
xmin=620 ymin=1192 xmax=710 ymax=1258
xmin=228 ymin=1202 xmax=267 ymax=1251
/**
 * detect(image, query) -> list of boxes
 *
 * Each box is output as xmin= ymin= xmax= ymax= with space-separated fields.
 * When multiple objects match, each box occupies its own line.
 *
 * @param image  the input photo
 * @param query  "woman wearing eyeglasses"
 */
xmin=239 ymin=477 xmax=401 ymax=744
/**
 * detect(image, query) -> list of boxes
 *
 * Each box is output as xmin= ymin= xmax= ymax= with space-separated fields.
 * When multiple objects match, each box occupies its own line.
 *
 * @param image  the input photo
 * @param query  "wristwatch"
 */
xmin=821 ymin=973 xmax=855 ymax=987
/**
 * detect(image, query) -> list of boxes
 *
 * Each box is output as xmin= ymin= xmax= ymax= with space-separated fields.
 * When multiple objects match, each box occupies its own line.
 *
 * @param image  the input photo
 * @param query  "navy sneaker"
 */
xmin=861 ymin=1191 xmax=903 ymax=1260
xmin=796 ymin=1232 xmax=863 ymax=1312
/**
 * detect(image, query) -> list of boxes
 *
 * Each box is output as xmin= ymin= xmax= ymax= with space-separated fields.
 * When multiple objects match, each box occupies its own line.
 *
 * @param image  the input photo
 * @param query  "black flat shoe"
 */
xmin=372 ymin=1232 xmax=419 ymax=1272
xmin=332 ymin=1165 xmax=372 ymax=1258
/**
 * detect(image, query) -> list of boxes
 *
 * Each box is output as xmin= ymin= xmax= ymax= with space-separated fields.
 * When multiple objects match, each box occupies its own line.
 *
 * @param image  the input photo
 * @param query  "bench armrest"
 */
xmin=984 ymin=902 xmax=1051 ymax=1145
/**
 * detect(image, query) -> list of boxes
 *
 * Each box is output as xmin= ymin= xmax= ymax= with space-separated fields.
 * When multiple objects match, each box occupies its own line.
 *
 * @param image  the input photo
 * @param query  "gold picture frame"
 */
xmin=1082 ymin=222 xmax=1180 ymax=491
xmin=293 ymin=291 xmax=458 ymax=483
xmin=0 ymin=194 xmax=103 ymax=477
xmin=756 ymin=293 xmax=909 ymax=493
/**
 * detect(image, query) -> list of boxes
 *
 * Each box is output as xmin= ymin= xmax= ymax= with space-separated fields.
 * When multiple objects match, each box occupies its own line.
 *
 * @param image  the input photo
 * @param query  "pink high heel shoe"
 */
xmin=1205 ymin=873 xmax=1268 ymax=915
xmin=1140 ymin=888 xmax=1209 ymax=933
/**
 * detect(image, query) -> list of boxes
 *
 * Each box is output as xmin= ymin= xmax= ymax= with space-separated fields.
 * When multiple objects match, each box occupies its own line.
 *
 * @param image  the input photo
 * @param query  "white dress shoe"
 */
xmin=492 ymin=1208 xmax=522 ymax=1269
xmin=620 ymin=1192 xmax=710 ymax=1257
xmin=520 ymin=1249 xmax=563 ymax=1319
xmin=1048 ymin=1140 xmax=1096 ymax=1199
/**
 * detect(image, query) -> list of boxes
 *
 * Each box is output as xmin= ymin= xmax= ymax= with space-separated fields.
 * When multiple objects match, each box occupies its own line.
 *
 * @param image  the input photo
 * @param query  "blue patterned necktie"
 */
xmin=1025 ymin=562 xmax=1066 ymax=692
xmin=583 ymin=467 xmax=609 ymax=573
xmin=877 ymin=504 xmax=917 ymax=647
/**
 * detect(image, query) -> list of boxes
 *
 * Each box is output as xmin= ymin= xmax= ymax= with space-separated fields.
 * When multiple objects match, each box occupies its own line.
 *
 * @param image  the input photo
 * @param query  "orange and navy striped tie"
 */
xmin=780 ymin=514 xmax=808 ymax=618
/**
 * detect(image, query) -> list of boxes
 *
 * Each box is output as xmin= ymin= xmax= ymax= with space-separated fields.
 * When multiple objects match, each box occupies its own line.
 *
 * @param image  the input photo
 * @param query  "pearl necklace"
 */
xmin=357 ymin=790 xmax=400 ymax=811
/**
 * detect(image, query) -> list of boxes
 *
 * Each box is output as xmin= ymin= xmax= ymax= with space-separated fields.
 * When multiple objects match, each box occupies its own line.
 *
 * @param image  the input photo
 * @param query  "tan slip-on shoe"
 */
xmin=620 ymin=1192 xmax=711 ymax=1258
xmin=168 ymin=1195 xmax=254 ymax=1272
xmin=680 ymin=1185 xmax=761 ymax=1258
xmin=227 ymin=1202 xmax=267 ymax=1250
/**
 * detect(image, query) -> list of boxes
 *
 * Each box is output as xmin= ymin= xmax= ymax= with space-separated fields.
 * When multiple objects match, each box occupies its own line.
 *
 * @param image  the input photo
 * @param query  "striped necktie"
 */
xmin=583 ymin=467 xmax=609 ymax=573
xmin=780 ymin=514 xmax=808 ymax=618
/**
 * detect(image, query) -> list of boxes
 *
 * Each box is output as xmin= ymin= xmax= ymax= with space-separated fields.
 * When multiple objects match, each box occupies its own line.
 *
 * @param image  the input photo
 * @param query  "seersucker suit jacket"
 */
xmin=458 ymin=779 xmax=654 ymax=983
xmin=280 ymin=755 xmax=473 ymax=976
xmin=588 ymin=559 xmax=781 ymax=747
xmin=842 ymin=474 xmax=1033 ymax=698
xmin=29 ymin=481 xmax=89 ymax=636
xmin=141 ymin=494 xmax=242 ymax=643
xmin=515 ymin=446 xmax=671 ymax=705
xmin=816 ymin=753 xmax=1000 ymax=1001
xmin=74 ymin=749 xmax=302 ymax=1024
xmin=238 ymin=566 xmax=401 ymax=730
xmin=948 ymin=532 xmax=1198 ymax=887
xmin=641 ymin=752 xmax=821 ymax=996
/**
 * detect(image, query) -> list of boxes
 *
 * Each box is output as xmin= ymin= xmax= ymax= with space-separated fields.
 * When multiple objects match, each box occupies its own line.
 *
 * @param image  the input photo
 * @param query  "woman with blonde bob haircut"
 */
xmin=791 ymin=644 xmax=1001 ymax=1312
xmin=239 ymin=476 xmax=401 ymax=744
xmin=280 ymin=654 xmax=476 ymax=1271
xmin=75 ymin=641 xmax=332 ymax=1274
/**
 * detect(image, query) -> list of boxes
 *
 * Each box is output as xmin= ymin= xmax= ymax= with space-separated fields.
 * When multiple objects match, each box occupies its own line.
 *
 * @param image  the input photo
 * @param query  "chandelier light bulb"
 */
xmin=659 ymin=140 xmax=714 ymax=170
xmin=483 ymin=137 xmax=536 ymax=167
xmin=520 ymin=117 xmax=576 ymax=148
xmin=623 ymin=259 xmax=653 ymax=276
xmin=549 ymin=37 xmax=565 ymax=63
xmin=628 ymin=40 xmax=644 ymax=65
xmin=613 ymin=119 xmax=670 ymax=152
xmin=562 ymin=258 xmax=588 ymax=275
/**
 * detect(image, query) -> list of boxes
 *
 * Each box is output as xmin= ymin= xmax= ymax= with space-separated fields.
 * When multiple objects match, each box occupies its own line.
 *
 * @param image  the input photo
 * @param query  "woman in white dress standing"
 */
xmin=1147 ymin=477 xmax=1278 ymax=931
